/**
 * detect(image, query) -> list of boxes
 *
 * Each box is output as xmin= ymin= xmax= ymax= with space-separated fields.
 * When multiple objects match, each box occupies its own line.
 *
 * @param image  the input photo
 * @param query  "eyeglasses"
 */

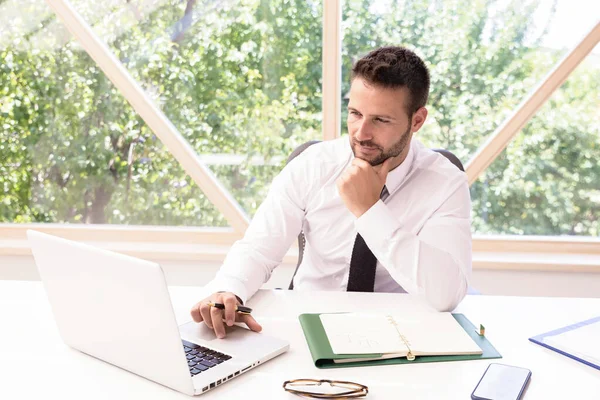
xmin=283 ymin=379 xmax=368 ymax=398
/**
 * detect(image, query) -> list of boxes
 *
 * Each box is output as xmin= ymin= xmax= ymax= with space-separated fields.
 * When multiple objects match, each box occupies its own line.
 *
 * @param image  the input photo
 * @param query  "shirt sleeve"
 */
xmin=201 ymin=153 xmax=315 ymax=304
xmin=354 ymin=177 xmax=472 ymax=312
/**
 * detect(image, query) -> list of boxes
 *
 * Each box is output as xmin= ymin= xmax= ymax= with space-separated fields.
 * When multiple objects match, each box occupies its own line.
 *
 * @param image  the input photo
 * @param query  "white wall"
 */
xmin=3 ymin=255 xmax=600 ymax=298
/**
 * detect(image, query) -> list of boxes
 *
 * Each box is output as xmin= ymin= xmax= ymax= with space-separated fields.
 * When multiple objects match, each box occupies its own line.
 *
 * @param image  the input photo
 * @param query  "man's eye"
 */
xmin=375 ymin=118 xmax=389 ymax=123
xmin=349 ymin=111 xmax=360 ymax=116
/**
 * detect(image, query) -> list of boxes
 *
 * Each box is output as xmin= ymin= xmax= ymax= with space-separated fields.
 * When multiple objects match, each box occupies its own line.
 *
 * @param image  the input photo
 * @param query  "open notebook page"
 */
xmin=320 ymin=313 xmax=407 ymax=354
xmin=320 ymin=312 xmax=482 ymax=356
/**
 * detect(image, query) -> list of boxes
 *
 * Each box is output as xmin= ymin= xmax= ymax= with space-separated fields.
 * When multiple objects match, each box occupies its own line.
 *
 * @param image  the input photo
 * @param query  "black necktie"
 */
xmin=346 ymin=186 xmax=388 ymax=292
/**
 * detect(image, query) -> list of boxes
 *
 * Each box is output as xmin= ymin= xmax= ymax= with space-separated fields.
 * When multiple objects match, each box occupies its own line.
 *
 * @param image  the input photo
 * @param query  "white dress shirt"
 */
xmin=204 ymin=137 xmax=472 ymax=311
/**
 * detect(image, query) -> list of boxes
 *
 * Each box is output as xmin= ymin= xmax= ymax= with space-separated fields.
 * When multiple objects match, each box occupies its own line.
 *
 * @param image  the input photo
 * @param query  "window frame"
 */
xmin=2 ymin=1 xmax=599 ymax=270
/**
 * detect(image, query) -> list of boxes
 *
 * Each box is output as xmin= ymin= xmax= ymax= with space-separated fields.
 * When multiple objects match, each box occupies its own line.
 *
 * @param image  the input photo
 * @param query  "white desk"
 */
xmin=1 ymin=280 xmax=599 ymax=399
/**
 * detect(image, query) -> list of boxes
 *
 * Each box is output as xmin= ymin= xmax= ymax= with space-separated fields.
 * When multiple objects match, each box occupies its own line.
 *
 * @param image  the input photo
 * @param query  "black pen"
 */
xmin=207 ymin=301 xmax=253 ymax=315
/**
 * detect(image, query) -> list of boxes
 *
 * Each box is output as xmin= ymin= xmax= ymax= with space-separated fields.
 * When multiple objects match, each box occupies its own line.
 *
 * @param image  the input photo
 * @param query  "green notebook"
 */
xmin=299 ymin=313 xmax=502 ymax=369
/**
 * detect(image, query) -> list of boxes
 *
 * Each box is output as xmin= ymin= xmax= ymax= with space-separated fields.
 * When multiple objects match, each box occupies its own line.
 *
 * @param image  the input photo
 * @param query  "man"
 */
xmin=191 ymin=46 xmax=472 ymax=338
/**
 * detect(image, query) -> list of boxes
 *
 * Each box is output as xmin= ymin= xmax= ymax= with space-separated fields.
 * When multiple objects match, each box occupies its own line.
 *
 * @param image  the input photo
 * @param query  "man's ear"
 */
xmin=411 ymin=107 xmax=428 ymax=132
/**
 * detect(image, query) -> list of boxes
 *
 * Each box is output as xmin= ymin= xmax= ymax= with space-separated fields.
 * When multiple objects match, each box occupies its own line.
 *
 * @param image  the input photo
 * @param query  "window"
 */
xmin=73 ymin=0 xmax=323 ymax=218
xmin=0 ymin=1 xmax=226 ymax=226
xmin=1 ymin=0 xmax=322 ymax=225
xmin=471 ymin=45 xmax=600 ymax=235
xmin=1 ymin=0 xmax=597 ymax=240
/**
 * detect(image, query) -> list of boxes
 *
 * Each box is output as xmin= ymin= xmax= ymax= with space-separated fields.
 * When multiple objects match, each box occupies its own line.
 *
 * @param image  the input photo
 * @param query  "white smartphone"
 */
xmin=471 ymin=363 xmax=532 ymax=400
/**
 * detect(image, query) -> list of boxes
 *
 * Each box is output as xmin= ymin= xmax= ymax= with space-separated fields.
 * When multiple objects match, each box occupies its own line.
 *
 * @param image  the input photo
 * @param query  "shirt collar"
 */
xmin=384 ymin=140 xmax=415 ymax=195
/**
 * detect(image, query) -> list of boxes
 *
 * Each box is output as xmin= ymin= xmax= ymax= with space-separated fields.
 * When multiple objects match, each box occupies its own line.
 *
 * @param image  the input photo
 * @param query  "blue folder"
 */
xmin=529 ymin=316 xmax=600 ymax=371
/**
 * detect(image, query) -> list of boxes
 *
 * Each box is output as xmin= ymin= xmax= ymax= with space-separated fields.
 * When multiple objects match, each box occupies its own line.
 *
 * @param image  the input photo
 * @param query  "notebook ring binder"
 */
xmin=387 ymin=316 xmax=415 ymax=361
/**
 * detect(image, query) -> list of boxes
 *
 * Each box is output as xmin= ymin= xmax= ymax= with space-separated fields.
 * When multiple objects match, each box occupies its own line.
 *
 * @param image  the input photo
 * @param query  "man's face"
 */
xmin=347 ymin=78 xmax=414 ymax=166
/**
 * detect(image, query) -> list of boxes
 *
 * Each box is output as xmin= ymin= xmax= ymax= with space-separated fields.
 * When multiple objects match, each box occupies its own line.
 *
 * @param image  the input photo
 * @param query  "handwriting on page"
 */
xmin=319 ymin=314 xmax=405 ymax=354
xmin=331 ymin=332 xmax=382 ymax=351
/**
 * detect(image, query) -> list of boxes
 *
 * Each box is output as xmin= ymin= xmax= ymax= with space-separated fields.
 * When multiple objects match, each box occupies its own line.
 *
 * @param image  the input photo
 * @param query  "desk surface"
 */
xmin=1 ymin=280 xmax=599 ymax=399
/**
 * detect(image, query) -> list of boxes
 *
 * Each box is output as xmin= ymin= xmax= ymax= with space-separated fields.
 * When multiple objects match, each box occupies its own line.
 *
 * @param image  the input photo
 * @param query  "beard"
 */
xmin=351 ymin=123 xmax=412 ymax=166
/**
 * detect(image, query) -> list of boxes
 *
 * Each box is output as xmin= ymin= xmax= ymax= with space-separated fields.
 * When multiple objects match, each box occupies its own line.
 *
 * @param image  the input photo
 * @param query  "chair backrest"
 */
xmin=286 ymin=140 xmax=464 ymax=289
xmin=431 ymin=148 xmax=464 ymax=171
xmin=286 ymin=140 xmax=322 ymax=164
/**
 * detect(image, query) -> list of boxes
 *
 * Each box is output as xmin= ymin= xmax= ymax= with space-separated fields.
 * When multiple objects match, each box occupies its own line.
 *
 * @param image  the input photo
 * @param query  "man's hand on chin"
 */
xmin=336 ymin=156 xmax=394 ymax=217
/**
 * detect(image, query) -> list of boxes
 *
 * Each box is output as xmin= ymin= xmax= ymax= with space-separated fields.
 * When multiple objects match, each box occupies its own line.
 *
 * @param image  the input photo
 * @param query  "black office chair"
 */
xmin=287 ymin=140 xmax=465 ymax=289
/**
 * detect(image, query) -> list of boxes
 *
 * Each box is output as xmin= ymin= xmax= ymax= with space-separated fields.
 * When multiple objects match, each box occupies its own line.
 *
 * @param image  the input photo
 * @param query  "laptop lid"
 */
xmin=27 ymin=230 xmax=195 ymax=396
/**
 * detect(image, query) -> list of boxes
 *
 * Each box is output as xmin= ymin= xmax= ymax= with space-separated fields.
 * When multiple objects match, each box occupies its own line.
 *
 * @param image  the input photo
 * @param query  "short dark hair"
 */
xmin=351 ymin=46 xmax=430 ymax=115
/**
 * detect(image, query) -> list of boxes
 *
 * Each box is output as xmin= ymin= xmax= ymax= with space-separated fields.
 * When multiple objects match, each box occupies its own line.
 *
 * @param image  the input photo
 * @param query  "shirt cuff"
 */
xmin=355 ymin=199 xmax=399 ymax=240
xmin=202 ymin=275 xmax=250 ymax=305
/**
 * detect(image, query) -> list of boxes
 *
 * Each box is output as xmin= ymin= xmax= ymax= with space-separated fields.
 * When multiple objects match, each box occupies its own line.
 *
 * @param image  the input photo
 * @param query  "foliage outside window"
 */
xmin=1 ymin=0 xmax=598 ymax=236
xmin=0 ymin=0 xmax=322 ymax=226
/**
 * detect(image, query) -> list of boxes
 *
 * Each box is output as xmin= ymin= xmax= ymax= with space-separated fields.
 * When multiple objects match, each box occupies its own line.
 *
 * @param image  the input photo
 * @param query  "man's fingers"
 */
xmin=339 ymin=171 xmax=350 ymax=183
xmin=336 ymin=174 xmax=349 ymax=192
xmin=199 ymin=302 xmax=213 ymax=329
xmin=239 ymin=314 xmax=263 ymax=333
xmin=352 ymin=158 xmax=371 ymax=169
xmin=211 ymin=306 xmax=226 ymax=338
xmin=223 ymin=295 xmax=237 ymax=327
xmin=190 ymin=303 xmax=203 ymax=323
xmin=190 ymin=292 xmax=253 ymax=339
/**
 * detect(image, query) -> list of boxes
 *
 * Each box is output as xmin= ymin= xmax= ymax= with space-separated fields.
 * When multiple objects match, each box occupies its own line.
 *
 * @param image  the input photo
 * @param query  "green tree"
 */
xmin=1 ymin=0 xmax=322 ymax=225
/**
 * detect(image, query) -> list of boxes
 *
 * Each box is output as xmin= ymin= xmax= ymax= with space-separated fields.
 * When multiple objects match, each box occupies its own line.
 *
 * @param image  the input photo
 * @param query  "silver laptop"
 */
xmin=27 ymin=230 xmax=289 ymax=396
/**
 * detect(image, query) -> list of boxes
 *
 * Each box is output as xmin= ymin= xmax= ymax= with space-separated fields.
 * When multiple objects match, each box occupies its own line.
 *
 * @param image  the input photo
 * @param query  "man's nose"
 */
xmin=354 ymin=120 xmax=373 ymax=141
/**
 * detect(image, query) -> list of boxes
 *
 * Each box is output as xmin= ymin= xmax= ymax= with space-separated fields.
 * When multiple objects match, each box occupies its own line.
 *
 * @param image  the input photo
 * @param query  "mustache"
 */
xmin=353 ymin=139 xmax=382 ymax=150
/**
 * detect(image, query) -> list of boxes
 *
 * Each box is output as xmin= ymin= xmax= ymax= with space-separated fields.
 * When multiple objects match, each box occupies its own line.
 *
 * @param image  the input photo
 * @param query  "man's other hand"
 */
xmin=190 ymin=292 xmax=262 ymax=338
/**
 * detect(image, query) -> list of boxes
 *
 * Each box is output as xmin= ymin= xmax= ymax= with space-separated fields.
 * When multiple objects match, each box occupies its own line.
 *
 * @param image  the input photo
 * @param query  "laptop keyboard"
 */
xmin=182 ymin=339 xmax=232 ymax=376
